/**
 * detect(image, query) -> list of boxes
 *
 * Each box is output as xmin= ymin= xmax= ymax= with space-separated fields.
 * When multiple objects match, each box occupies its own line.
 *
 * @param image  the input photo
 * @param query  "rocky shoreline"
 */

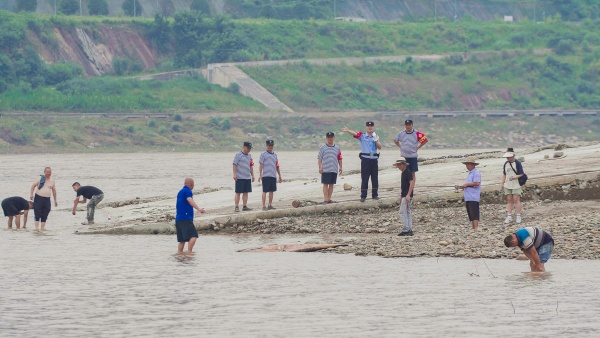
xmin=76 ymin=143 xmax=600 ymax=261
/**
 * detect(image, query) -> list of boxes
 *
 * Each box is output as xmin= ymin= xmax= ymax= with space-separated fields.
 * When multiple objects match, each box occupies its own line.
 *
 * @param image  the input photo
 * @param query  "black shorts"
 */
xmin=33 ymin=194 xmax=51 ymax=222
xmin=406 ymin=157 xmax=419 ymax=172
xmin=262 ymin=177 xmax=277 ymax=192
xmin=466 ymin=201 xmax=480 ymax=221
xmin=175 ymin=220 xmax=198 ymax=242
xmin=2 ymin=200 xmax=19 ymax=217
xmin=235 ymin=179 xmax=252 ymax=193
xmin=321 ymin=172 xmax=338 ymax=185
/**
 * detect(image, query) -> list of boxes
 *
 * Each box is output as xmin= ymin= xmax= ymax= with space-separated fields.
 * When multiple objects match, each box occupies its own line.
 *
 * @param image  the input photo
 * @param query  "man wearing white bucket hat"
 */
xmin=501 ymin=148 xmax=525 ymax=225
xmin=456 ymin=156 xmax=481 ymax=230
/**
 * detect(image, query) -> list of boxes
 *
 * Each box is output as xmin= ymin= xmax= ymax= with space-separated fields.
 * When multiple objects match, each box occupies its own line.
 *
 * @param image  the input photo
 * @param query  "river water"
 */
xmin=2 ymin=152 xmax=600 ymax=336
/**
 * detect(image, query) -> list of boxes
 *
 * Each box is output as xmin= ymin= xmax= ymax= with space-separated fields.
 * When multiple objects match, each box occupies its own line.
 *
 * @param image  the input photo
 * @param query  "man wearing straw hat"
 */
xmin=455 ymin=156 xmax=481 ymax=230
xmin=393 ymin=157 xmax=415 ymax=236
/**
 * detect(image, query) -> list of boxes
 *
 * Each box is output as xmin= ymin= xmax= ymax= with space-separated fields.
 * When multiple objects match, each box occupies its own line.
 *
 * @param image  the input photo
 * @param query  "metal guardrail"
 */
xmin=381 ymin=110 xmax=599 ymax=117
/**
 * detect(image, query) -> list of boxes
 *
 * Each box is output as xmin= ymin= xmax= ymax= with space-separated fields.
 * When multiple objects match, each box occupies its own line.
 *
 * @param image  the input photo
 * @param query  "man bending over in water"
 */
xmin=504 ymin=227 xmax=554 ymax=272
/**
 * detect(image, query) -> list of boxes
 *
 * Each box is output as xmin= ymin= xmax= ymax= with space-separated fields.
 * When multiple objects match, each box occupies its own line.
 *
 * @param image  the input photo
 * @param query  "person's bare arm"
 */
xmin=277 ymin=167 xmax=282 ymax=183
xmin=52 ymin=185 xmax=58 ymax=207
xmin=318 ymin=159 xmax=323 ymax=174
xmin=416 ymin=139 xmax=428 ymax=151
xmin=338 ymin=159 xmax=343 ymax=174
xmin=233 ymin=164 xmax=237 ymax=180
xmin=340 ymin=126 xmax=358 ymax=137
xmin=258 ymin=163 xmax=264 ymax=182
xmin=406 ymin=177 xmax=416 ymax=202
xmin=186 ymin=197 xmax=205 ymax=214
xmin=30 ymin=180 xmax=39 ymax=200
xmin=22 ymin=210 xmax=28 ymax=228
xmin=522 ymin=246 xmax=543 ymax=271
xmin=72 ymin=197 xmax=79 ymax=215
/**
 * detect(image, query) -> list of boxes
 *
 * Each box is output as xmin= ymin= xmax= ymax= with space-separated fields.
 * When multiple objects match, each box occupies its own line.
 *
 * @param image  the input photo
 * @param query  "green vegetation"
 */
xmin=0 ymin=74 xmax=265 ymax=113
xmin=1 ymin=114 xmax=598 ymax=153
xmin=242 ymin=38 xmax=600 ymax=112
xmin=224 ymin=0 xmax=330 ymax=20
xmin=17 ymin=0 xmax=37 ymax=12
xmin=88 ymin=0 xmax=109 ymax=16
xmin=59 ymin=0 xmax=79 ymax=15
xmin=1 ymin=11 xmax=599 ymax=114
xmin=122 ymin=0 xmax=143 ymax=17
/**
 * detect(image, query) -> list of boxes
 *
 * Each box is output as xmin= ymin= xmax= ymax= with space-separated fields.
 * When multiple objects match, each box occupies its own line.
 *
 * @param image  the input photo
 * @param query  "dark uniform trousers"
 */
xmin=361 ymin=157 xmax=379 ymax=199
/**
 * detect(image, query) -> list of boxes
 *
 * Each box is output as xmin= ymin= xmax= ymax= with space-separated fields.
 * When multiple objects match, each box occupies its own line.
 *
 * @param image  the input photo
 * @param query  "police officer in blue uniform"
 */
xmin=341 ymin=122 xmax=382 ymax=202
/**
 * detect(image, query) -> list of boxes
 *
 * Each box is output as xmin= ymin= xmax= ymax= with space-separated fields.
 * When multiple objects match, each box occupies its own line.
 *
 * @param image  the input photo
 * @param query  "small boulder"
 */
xmin=292 ymin=200 xmax=303 ymax=208
xmin=343 ymin=183 xmax=353 ymax=191
xmin=554 ymin=151 xmax=564 ymax=158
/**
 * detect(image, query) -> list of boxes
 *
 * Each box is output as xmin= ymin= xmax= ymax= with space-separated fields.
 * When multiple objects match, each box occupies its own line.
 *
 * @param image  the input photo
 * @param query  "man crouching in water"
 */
xmin=504 ymin=227 xmax=554 ymax=272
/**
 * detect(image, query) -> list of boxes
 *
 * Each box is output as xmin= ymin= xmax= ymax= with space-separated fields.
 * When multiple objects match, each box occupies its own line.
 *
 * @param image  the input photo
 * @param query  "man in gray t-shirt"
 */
xmin=233 ymin=142 xmax=255 ymax=212
xmin=393 ymin=119 xmax=428 ymax=183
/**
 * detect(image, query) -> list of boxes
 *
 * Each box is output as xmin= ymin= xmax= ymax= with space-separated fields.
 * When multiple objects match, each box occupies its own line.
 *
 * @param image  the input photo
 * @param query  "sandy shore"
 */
xmin=78 ymin=142 xmax=600 ymax=259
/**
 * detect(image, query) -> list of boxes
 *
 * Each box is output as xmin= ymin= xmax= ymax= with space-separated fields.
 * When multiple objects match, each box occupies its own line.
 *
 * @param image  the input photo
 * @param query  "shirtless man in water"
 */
xmin=30 ymin=167 xmax=58 ymax=231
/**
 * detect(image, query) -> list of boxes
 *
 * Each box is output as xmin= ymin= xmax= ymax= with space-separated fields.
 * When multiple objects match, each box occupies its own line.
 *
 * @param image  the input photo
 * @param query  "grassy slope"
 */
xmin=241 ymin=50 xmax=600 ymax=111
xmin=0 ymin=75 xmax=265 ymax=112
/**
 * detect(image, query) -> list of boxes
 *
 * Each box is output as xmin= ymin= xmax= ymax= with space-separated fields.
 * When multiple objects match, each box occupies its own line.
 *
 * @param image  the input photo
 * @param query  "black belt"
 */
xmin=360 ymin=153 xmax=380 ymax=158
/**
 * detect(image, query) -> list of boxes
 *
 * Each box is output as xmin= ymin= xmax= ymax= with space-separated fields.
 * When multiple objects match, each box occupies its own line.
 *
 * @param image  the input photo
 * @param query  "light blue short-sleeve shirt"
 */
xmin=464 ymin=168 xmax=481 ymax=202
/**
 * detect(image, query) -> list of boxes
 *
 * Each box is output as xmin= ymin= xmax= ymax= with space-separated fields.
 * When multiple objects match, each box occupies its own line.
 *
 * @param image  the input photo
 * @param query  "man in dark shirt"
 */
xmin=72 ymin=182 xmax=104 ymax=225
xmin=2 ymin=197 xmax=33 ymax=229
xmin=393 ymin=157 xmax=415 ymax=236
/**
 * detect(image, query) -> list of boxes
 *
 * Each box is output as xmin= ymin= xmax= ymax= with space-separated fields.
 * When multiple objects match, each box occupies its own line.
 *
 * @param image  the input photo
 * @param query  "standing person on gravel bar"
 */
xmin=393 ymin=119 xmax=428 ymax=184
xmin=72 ymin=182 xmax=104 ymax=225
xmin=233 ymin=141 xmax=255 ymax=212
xmin=501 ymin=148 xmax=525 ymax=225
xmin=455 ymin=156 xmax=481 ymax=230
xmin=393 ymin=157 xmax=415 ymax=236
xmin=318 ymin=132 xmax=343 ymax=204
xmin=341 ymin=121 xmax=382 ymax=202
xmin=258 ymin=139 xmax=283 ymax=211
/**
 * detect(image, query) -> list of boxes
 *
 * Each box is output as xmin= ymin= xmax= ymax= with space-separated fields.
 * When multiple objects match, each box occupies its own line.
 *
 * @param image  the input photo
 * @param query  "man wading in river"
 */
xmin=176 ymin=178 xmax=205 ymax=253
xmin=504 ymin=227 xmax=554 ymax=272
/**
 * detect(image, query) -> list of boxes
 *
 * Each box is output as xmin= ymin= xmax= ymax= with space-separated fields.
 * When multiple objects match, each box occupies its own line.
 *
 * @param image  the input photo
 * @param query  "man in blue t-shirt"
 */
xmin=176 ymin=178 xmax=205 ymax=253
xmin=504 ymin=227 xmax=554 ymax=272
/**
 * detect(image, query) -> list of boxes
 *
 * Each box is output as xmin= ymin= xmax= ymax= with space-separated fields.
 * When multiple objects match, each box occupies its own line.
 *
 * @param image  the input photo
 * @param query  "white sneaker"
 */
xmin=504 ymin=215 xmax=512 ymax=224
xmin=516 ymin=215 xmax=522 ymax=224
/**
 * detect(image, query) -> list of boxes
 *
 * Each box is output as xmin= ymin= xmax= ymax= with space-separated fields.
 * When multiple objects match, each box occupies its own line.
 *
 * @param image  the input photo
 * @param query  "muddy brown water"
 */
xmin=2 ymin=151 xmax=599 ymax=336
